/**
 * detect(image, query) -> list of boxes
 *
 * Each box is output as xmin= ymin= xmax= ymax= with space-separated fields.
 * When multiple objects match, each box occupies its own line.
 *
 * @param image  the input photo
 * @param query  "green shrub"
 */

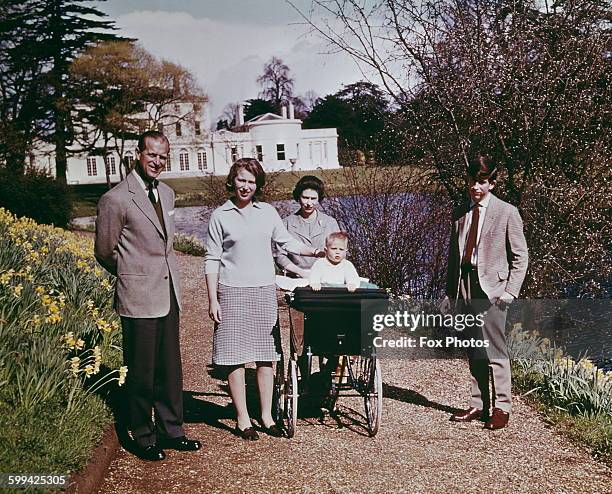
xmin=173 ymin=233 xmax=206 ymax=257
xmin=0 ymin=168 xmax=72 ymax=228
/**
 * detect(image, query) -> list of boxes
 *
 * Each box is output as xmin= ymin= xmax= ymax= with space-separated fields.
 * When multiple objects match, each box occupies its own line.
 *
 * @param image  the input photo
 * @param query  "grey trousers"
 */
xmin=459 ymin=267 xmax=512 ymax=413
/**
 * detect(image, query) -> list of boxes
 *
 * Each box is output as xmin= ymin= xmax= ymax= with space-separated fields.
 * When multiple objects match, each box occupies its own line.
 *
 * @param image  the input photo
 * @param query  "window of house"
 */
xmin=193 ymin=103 xmax=201 ymax=113
xmin=179 ymin=149 xmax=189 ymax=171
xmin=256 ymin=145 xmax=263 ymax=162
xmin=276 ymin=144 xmax=285 ymax=161
xmin=194 ymin=121 xmax=201 ymax=135
xmin=86 ymin=157 xmax=97 ymax=176
xmin=105 ymin=155 xmax=116 ymax=175
xmin=164 ymin=155 xmax=171 ymax=172
xmin=176 ymin=122 xmax=182 ymax=137
xmin=231 ymin=146 xmax=238 ymax=162
xmin=173 ymin=103 xmax=180 ymax=113
xmin=296 ymin=143 xmax=300 ymax=158
xmin=197 ymin=149 xmax=207 ymax=170
xmin=124 ymin=152 xmax=134 ymax=169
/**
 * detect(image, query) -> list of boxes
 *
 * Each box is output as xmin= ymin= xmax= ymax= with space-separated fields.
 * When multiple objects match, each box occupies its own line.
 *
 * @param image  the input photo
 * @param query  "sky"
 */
xmin=97 ymin=0 xmax=369 ymax=123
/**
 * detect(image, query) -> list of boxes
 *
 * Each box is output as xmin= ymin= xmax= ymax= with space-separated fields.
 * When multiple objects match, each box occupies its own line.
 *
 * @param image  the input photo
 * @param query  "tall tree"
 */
xmin=44 ymin=0 xmax=121 ymax=183
xmin=305 ymin=82 xmax=403 ymax=164
xmin=256 ymin=56 xmax=294 ymax=110
xmin=243 ymin=98 xmax=276 ymax=121
xmin=0 ymin=1 xmax=51 ymax=173
xmin=70 ymin=40 xmax=207 ymax=186
xmin=0 ymin=0 xmax=122 ymax=179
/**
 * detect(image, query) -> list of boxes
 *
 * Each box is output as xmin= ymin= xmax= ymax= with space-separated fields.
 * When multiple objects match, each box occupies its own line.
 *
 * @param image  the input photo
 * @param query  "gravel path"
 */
xmin=99 ymin=255 xmax=611 ymax=493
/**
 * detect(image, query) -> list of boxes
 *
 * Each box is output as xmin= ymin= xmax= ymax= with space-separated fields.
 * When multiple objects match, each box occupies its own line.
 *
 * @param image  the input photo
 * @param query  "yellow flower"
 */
xmin=63 ymin=332 xmax=76 ymax=348
xmin=84 ymin=365 xmax=94 ymax=376
xmin=118 ymin=366 xmax=128 ymax=386
xmin=93 ymin=346 xmax=102 ymax=374
xmin=13 ymin=284 xmax=23 ymax=298
xmin=45 ymin=313 xmax=62 ymax=324
xmin=69 ymin=357 xmax=80 ymax=375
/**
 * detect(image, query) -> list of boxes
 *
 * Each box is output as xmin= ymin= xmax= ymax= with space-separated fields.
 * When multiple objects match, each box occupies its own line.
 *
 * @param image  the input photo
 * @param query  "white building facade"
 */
xmin=32 ymin=102 xmax=339 ymax=185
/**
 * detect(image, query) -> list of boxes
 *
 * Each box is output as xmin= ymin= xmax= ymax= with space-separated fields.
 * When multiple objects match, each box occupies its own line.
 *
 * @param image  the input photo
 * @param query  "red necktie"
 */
xmin=462 ymin=204 xmax=480 ymax=266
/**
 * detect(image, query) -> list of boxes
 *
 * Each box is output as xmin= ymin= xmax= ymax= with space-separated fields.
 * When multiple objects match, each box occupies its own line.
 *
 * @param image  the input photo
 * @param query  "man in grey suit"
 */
xmin=95 ymin=130 xmax=201 ymax=460
xmin=445 ymin=156 xmax=528 ymax=430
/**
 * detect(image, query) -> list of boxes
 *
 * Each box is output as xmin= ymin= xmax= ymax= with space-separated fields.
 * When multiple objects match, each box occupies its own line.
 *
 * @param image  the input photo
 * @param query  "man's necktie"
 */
xmin=148 ymin=180 xmax=159 ymax=204
xmin=147 ymin=180 xmax=165 ymax=234
xmin=462 ymin=204 xmax=480 ymax=266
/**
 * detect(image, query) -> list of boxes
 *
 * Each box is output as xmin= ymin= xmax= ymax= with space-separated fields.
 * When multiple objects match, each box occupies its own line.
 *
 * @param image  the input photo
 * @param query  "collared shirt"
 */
xmin=133 ymin=170 xmax=159 ymax=202
xmin=205 ymin=199 xmax=304 ymax=287
xmin=463 ymin=193 xmax=491 ymax=266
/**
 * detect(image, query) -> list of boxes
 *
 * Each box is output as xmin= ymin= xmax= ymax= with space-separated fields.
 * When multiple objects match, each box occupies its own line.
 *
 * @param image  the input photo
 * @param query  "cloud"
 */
xmin=113 ymin=10 xmax=366 ymax=120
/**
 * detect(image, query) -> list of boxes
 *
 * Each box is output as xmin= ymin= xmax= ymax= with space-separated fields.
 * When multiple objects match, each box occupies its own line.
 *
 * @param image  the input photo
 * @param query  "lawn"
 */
xmin=70 ymin=166 xmax=428 ymax=218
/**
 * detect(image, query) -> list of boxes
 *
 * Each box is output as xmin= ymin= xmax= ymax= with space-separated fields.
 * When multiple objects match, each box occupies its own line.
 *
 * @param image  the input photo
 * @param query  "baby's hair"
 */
xmin=326 ymin=231 xmax=349 ymax=247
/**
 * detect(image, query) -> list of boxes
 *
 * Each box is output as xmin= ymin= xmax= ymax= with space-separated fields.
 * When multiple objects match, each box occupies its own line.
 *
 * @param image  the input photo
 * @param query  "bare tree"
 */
xmin=291 ymin=0 xmax=611 ymax=297
xmin=256 ymin=56 xmax=294 ymax=110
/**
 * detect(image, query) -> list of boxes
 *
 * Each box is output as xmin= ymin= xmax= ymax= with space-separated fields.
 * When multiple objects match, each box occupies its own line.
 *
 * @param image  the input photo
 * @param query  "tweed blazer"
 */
xmin=446 ymin=193 xmax=528 ymax=302
xmin=275 ymin=210 xmax=340 ymax=271
xmin=94 ymin=171 xmax=182 ymax=318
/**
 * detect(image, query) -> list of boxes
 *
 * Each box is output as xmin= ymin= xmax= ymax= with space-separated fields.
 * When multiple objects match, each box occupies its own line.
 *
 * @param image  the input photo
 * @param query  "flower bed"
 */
xmin=0 ymin=208 xmax=124 ymax=473
xmin=508 ymin=324 xmax=612 ymax=463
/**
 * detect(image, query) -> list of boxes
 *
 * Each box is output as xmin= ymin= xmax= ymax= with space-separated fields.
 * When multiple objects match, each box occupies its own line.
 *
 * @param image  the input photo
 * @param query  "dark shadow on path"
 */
xmin=383 ymin=383 xmax=461 ymax=414
xmin=183 ymin=390 xmax=235 ymax=433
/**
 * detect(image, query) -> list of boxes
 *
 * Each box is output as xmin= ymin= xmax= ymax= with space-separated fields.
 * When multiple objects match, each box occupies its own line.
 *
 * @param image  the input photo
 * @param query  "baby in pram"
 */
xmin=309 ymin=232 xmax=360 ymax=292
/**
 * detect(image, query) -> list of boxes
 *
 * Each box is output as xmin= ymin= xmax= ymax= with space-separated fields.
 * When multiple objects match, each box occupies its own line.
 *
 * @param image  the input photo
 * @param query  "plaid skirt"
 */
xmin=212 ymin=284 xmax=281 ymax=366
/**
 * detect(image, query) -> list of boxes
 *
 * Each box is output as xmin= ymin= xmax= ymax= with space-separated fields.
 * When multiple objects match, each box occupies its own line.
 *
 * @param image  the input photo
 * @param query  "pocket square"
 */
xmin=167 ymin=210 xmax=175 ymax=216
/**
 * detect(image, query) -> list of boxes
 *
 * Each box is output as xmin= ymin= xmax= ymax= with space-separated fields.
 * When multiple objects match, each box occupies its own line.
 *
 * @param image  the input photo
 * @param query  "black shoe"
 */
xmin=159 ymin=436 xmax=202 ymax=451
xmin=262 ymin=424 xmax=284 ymax=438
xmin=235 ymin=426 xmax=259 ymax=441
xmin=134 ymin=444 xmax=165 ymax=461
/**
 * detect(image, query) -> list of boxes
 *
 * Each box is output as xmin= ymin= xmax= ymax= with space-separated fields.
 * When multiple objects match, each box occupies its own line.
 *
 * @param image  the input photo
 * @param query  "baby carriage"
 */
xmin=273 ymin=285 xmax=389 ymax=437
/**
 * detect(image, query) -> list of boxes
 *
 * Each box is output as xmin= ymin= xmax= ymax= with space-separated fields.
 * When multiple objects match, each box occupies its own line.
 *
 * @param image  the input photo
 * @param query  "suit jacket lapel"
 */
xmin=127 ymin=173 xmax=165 ymax=238
xmin=479 ymin=194 xmax=498 ymax=245
xmin=456 ymin=202 xmax=470 ymax=256
xmin=159 ymin=185 xmax=173 ymax=244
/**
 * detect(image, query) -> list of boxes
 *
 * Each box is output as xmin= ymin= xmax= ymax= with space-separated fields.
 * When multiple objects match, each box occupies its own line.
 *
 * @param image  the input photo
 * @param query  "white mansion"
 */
xmin=32 ymin=101 xmax=340 ymax=185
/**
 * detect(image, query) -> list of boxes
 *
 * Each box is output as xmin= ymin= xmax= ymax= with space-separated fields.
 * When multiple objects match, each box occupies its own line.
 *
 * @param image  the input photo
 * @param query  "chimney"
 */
xmin=237 ymin=104 xmax=244 ymax=126
xmin=288 ymin=102 xmax=295 ymax=119
xmin=281 ymin=106 xmax=287 ymax=118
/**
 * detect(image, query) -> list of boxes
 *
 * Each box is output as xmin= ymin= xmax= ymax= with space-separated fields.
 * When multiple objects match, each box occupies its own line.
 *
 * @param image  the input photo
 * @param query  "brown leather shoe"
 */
xmin=450 ymin=407 xmax=485 ymax=422
xmin=484 ymin=408 xmax=510 ymax=430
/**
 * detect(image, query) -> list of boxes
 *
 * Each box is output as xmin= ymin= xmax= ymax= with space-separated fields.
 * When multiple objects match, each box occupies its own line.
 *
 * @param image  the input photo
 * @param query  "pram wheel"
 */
xmin=347 ymin=356 xmax=383 ymax=437
xmin=274 ymin=355 xmax=298 ymax=438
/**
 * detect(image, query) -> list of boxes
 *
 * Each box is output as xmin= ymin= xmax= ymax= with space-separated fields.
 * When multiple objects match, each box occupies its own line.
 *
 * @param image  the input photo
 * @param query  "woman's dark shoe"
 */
xmin=262 ymin=424 xmax=284 ymax=438
xmin=235 ymin=425 xmax=259 ymax=441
